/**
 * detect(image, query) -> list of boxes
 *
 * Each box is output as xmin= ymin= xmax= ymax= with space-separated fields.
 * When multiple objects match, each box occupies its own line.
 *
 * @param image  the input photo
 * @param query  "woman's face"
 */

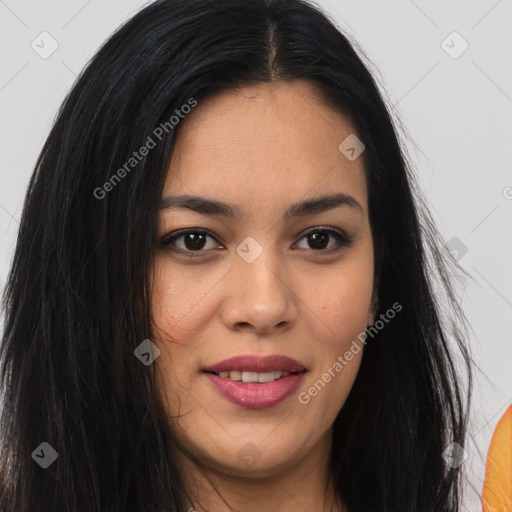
xmin=151 ymin=79 xmax=376 ymax=478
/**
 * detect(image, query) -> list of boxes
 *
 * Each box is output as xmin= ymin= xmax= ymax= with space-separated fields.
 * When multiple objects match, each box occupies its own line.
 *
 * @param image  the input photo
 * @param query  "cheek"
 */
xmin=298 ymin=269 xmax=371 ymax=425
xmin=150 ymin=264 xmax=200 ymax=414
xmin=149 ymin=263 xmax=197 ymax=391
xmin=150 ymin=258 xmax=210 ymax=342
xmin=308 ymin=257 xmax=374 ymax=342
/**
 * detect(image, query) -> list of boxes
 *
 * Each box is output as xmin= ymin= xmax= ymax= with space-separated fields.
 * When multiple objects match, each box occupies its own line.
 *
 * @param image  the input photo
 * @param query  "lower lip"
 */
xmin=204 ymin=371 xmax=306 ymax=409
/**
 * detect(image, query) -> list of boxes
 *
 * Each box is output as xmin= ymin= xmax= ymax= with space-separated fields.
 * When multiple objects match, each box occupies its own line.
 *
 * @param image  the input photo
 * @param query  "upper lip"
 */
xmin=203 ymin=354 xmax=307 ymax=374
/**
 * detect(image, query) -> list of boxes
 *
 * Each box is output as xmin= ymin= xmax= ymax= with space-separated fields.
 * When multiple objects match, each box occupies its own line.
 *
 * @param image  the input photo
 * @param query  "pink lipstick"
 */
xmin=203 ymin=354 xmax=307 ymax=409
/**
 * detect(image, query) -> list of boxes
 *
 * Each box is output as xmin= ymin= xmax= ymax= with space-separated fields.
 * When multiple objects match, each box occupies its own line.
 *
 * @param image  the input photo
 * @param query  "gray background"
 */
xmin=1 ymin=1 xmax=511 ymax=510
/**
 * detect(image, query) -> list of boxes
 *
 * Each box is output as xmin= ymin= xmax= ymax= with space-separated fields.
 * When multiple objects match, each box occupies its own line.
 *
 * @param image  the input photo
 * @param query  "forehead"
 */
xmin=164 ymin=80 xmax=367 ymax=213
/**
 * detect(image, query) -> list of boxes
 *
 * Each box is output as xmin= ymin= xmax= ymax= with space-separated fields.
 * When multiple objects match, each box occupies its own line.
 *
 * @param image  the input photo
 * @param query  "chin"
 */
xmin=201 ymin=439 xmax=305 ymax=477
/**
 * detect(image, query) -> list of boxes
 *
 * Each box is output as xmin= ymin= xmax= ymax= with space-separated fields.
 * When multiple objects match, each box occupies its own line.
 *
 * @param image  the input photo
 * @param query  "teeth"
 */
xmin=216 ymin=370 xmax=292 ymax=382
xmin=257 ymin=371 xmax=279 ymax=383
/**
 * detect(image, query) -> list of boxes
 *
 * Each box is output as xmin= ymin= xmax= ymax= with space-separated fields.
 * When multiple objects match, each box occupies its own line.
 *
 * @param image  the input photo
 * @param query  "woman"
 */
xmin=0 ymin=0 xmax=473 ymax=510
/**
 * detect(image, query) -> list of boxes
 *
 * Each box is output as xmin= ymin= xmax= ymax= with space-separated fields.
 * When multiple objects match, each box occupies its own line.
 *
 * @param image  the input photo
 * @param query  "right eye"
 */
xmin=160 ymin=229 xmax=225 ymax=256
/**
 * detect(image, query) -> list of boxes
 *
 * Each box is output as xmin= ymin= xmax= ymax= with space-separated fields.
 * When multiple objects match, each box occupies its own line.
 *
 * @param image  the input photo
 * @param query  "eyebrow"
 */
xmin=158 ymin=192 xmax=364 ymax=219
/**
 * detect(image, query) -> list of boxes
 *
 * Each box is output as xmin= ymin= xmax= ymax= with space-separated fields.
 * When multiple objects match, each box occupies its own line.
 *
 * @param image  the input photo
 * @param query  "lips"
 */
xmin=205 ymin=371 xmax=306 ymax=409
xmin=202 ymin=354 xmax=307 ymax=374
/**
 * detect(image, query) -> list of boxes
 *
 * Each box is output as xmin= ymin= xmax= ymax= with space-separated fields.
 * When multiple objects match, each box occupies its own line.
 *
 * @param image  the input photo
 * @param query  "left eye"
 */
xmin=160 ymin=227 xmax=353 ymax=255
xmin=293 ymin=227 xmax=354 ymax=252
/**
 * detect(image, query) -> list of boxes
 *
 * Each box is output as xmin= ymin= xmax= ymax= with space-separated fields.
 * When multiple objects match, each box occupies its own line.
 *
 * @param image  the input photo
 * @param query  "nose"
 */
xmin=220 ymin=247 xmax=298 ymax=335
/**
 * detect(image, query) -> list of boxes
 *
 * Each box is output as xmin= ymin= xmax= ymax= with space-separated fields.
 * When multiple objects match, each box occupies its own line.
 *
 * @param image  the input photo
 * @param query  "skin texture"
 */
xmin=150 ymin=79 xmax=377 ymax=512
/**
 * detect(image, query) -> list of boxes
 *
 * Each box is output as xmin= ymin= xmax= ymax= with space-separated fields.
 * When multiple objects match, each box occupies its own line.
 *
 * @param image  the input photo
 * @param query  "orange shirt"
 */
xmin=482 ymin=404 xmax=512 ymax=512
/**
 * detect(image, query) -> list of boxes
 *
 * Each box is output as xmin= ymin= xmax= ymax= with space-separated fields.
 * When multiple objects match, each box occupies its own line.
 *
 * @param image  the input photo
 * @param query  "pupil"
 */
xmin=309 ymin=232 xmax=329 ymax=250
xmin=185 ymin=232 xmax=206 ymax=250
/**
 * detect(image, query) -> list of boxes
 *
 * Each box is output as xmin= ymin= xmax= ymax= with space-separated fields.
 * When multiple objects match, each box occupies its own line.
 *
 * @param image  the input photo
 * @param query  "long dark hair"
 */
xmin=0 ymin=0 xmax=473 ymax=510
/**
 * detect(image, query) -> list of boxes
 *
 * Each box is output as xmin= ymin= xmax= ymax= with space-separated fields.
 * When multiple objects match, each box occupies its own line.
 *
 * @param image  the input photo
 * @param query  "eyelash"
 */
xmin=160 ymin=226 xmax=354 ymax=257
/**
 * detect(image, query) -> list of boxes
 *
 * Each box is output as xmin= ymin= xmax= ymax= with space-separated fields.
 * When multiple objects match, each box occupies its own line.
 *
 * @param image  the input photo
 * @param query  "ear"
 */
xmin=368 ymin=272 xmax=380 ymax=326
xmin=368 ymin=294 xmax=378 ymax=325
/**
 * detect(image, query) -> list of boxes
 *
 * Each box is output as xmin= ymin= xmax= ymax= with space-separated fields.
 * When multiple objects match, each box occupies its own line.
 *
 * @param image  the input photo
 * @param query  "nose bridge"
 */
xmin=235 ymin=234 xmax=288 ymax=301
xmin=221 ymin=234 xmax=297 ymax=332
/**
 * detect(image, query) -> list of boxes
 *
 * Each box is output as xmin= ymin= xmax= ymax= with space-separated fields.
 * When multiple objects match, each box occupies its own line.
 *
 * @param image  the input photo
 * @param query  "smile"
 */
xmin=207 ymin=370 xmax=296 ymax=382
xmin=204 ymin=370 xmax=307 ymax=409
